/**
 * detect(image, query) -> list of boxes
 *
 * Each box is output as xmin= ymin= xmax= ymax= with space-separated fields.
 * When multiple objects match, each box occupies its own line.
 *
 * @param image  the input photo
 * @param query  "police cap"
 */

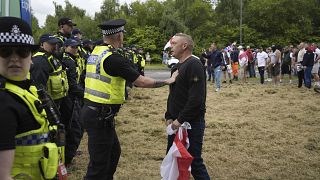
xmin=39 ymin=33 xmax=59 ymax=44
xmin=0 ymin=16 xmax=38 ymax=50
xmin=64 ymin=38 xmax=80 ymax=47
xmin=58 ymin=17 xmax=77 ymax=26
xmin=98 ymin=19 xmax=126 ymax=36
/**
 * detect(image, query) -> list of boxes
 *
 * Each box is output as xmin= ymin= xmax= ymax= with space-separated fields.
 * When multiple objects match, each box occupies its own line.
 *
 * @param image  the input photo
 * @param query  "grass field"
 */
xmin=69 ymin=79 xmax=320 ymax=180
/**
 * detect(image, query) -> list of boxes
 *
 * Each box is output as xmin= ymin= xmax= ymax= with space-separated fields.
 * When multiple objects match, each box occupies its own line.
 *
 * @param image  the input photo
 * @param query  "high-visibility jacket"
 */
xmin=129 ymin=50 xmax=138 ymax=64
xmin=33 ymin=52 xmax=68 ymax=100
xmin=84 ymin=45 xmax=126 ymax=104
xmin=137 ymin=54 xmax=146 ymax=68
xmin=2 ymin=81 xmax=60 ymax=180
xmin=63 ymin=53 xmax=81 ymax=84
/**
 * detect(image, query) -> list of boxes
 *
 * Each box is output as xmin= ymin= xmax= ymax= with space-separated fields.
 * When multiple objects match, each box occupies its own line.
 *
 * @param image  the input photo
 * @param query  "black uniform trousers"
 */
xmin=81 ymin=105 xmax=121 ymax=180
xmin=60 ymin=95 xmax=83 ymax=165
xmin=297 ymin=69 xmax=305 ymax=88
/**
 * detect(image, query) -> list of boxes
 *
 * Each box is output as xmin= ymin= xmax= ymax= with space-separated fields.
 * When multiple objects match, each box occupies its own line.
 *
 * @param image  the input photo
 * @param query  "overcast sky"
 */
xmin=31 ymin=0 xmax=140 ymax=27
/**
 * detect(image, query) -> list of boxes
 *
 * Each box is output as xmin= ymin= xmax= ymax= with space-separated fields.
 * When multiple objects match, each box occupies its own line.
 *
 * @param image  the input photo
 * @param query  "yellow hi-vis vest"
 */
xmin=84 ymin=45 xmax=126 ymax=104
xmin=33 ymin=52 xmax=69 ymax=100
xmin=138 ymin=54 xmax=146 ymax=67
xmin=63 ymin=53 xmax=81 ymax=84
xmin=2 ymin=82 xmax=60 ymax=180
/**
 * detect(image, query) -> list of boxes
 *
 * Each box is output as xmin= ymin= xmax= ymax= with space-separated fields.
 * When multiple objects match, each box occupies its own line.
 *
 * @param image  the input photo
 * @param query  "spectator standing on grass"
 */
xmin=270 ymin=45 xmax=281 ymax=85
xmin=296 ymin=42 xmax=306 ymax=88
xmin=238 ymin=45 xmax=248 ymax=83
xmin=165 ymin=33 xmax=210 ymax=180
xmin=230 ymin=47 xmax=239 ymax=81
xmin=221 ymin=48 xmax=232 ymax=84
xmin=280 ymin=46 xmax=292 ymax=83
xmin=266 ymin=47 xmax=273 ymax=82
xmin=202 ymin=43 xmax=223 ymax=92
xmin=204 ymin=47 xmax=214 ymax=82
xmin=79 ymin=19 xmax=178 ymax=180
xmin=162 ymin=50 xmax=168 ymax=64
xmin=302 ymin=46 xmax=315 ymax=89
xmin=311 ymin=43 xmax=320 ymax=87
xmin=256 ymin=47 xmax=268 ymax=84
xmin=246 ymin=46 xmax=255 ymax=78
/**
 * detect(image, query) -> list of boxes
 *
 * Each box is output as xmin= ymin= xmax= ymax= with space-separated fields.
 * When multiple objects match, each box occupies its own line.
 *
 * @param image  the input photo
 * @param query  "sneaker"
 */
xmin=222 ymin=81 xmax=227 ymax=83
xmin=215 ymin=88 xmax=220 ymax=92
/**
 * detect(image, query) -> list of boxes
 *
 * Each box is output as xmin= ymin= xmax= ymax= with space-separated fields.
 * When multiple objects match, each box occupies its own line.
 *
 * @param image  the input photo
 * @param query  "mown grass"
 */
xmin=69 ymin=78 xmax=320 ymax=180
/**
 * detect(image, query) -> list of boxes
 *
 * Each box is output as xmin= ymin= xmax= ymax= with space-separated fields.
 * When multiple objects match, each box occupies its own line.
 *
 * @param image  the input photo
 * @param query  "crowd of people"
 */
xmin=0 ymin=16 xmax=187 ymax=180
xmin=201 ymin=42 xmax=320 ymax=92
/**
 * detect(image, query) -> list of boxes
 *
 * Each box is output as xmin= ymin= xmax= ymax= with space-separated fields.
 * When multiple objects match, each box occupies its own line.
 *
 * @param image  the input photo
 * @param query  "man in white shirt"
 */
xmin=296 ymin=42 xmax=307 ymax=88
xmin=256 ymin=47 xmax=268 ymax=84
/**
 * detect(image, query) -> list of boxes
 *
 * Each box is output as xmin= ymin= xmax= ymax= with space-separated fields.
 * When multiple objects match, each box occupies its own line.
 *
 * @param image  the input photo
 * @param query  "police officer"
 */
xmin=72 ymin=28 xmax=88 ymax=88
xmin=30 ymin=34 xmax=68 ymax=106
xmin=80 ymin=19 xmax=178 ymax=180
xmin=54 ymin=17 xmax=77 ymax=59
xmin=61 ymin=38 xmax=84 ymax=166
xmin=137 ymin=47 xmax=146 ymax=76
xmin=0 ymin=17 xmax=63 ymax=180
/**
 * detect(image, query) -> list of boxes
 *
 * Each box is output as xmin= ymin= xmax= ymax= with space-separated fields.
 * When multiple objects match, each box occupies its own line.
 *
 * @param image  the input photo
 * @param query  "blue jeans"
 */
xmin=167 ymin=119 xmax=210 ymax=180
xmin=214 ymin=66 xmax=221 ymax=89
xmin=248 ymin=61 xmax=256 ymax=77
xmin=304 ymin=66 xmax=313 ymax=88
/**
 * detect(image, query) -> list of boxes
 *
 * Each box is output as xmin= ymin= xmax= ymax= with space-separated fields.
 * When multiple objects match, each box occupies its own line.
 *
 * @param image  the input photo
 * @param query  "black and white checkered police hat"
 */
xmin=0 ymin=16 xmax=37 ymax=49
xmin=98 ymin=19 xmax=126 ymax=36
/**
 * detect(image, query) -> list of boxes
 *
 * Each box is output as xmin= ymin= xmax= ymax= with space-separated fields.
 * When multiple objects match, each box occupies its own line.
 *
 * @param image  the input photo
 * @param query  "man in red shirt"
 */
xmin=246 ymin=46 xmax=255 ymax=78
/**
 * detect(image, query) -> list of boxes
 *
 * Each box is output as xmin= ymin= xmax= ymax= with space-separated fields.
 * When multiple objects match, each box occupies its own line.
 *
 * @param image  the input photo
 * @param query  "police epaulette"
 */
xmin=0 ymin=77 xmax=6 ymax=89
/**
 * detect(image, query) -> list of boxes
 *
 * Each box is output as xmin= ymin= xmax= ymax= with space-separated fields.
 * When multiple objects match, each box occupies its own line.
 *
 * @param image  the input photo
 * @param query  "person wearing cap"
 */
xmin=60 ymin=38 xmax=84 ymax=167
xmin=30 ymin=33 xmax=68 ymax=105
xmin=72 ymin=29 xmax=88 ymax=87
xmin=0 ymin=17 xmax=63 ymax=180
xmin=80 ymin=19 xmax=178 ymax=179
xmin=54 ymin=17 xmax=77 ymax=59
xmin=137 ymin=48 xmax=146 ymax=75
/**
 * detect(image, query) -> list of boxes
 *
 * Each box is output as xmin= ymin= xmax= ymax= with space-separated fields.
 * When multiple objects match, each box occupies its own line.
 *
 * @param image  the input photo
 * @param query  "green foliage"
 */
xmin=126 ymin=26 xmax=165 ymax=63
xmin=32 ymin=0 xmax=320 ymax=54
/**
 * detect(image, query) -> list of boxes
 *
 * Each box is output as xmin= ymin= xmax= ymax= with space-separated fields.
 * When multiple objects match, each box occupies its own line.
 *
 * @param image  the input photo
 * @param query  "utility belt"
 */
xmin=87 ymin=105 xmax=115 ymax=128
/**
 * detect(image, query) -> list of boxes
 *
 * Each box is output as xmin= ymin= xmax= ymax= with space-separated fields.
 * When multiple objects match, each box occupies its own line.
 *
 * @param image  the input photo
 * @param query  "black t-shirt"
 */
xmin=103 ymin=53 xmax=140 ymax=82
xmin=0 ymin=78 xmax=41 ymax=150
xmin=165 ymin=56 xmax=206 ymax=123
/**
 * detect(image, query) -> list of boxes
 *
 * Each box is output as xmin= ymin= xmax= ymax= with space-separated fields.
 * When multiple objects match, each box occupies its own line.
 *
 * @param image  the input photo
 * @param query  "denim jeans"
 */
xmin=207 ymin=65 xmax=214 ymax=80
xmin=248 ymin=61 xmax=256 ymax=77
xmin=167 ymin=119 xmax=210 ymax=180
xmin=214 ymin=66 xmax=221 ymax=89
xmin=304 ymin=66 xmax=313 ymax=88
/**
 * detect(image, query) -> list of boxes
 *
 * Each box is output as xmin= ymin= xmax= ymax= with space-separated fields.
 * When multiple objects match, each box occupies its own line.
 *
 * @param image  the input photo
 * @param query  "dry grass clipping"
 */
xmin=69 ymin=81 xmax=320 ymax=180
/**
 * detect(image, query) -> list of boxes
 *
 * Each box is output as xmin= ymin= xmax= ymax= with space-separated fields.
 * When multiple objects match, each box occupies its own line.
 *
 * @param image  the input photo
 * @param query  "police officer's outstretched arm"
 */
xmin=133 ymin=70 xmax=178 ymax=88
xmin=0 ymin=150 xmax=14 ymax=180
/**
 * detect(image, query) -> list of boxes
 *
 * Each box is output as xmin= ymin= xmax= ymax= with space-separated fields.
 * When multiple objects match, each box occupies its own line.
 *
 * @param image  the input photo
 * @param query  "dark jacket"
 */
xmin=302 ymin=52 xmax=314 ymax=67
xmin=30 ymin=49 xmax=54 ymax=88
xmin=62 ymin=52 xmax=84 ymax=98
xmin=202 ymin=50 xmax=223 ymax=68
